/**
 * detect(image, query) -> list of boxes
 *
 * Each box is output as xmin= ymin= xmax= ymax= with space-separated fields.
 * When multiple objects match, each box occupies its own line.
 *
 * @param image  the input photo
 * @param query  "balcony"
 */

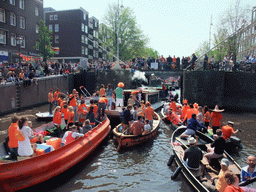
xmin=88 ymin=45 xmax=93 ymax=49
xmin=88 ymin=34 xmax=93 ymax=40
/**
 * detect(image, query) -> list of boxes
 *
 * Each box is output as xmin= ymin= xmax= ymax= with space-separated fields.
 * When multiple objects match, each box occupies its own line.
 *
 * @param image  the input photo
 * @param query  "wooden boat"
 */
xmin=170 ymin=127 xmax=242 ymax=192
xmin=0 ymin=118 xmax=111 ymax=191
xmin=112 ymin=112 xmax=160 ymax=150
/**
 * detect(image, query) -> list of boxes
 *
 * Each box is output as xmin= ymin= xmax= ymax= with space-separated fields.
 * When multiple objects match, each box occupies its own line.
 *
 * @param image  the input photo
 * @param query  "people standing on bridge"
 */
xmin=48 ymin=89 xmax=54 ymax=114
xmin=211 ymin=105 xmax=224 ymax=134
xmin=203 ymin=54 xmax=208 ymax=70
xmin=190 ymin=53 xmax=197 ymax=70
xmin=176 ymin=57 xmax=180 ymax=70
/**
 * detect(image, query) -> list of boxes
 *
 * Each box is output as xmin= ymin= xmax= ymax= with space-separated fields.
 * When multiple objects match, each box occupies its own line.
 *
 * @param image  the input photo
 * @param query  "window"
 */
xmin=85 ymin=47 xmax=88 ymax=55
xmin=11 ymin=33 xmax=16 ymax=46
xmin=81 ymin=46 xmax=84 ymax=55
xmin=93 ymin=40 xmax=96 ymax=47
xmin=20 ymin=36 xmax=25 ymax=48
xmin=10 ymin=0 xmax=15 ymax=5
xmin=55 ymin=24 xmax=59 ymax=32
xmin=85 ymin=36 xmax=88 ymax=44
xmin=96 ymin=31 xmax=98 ymax=38
xmin=35 ymin=25 xmax=39 ymax=33
xmin=81 ymin=35 xmax=84 ymax=43
xmin=93 ymin=30 xmax=96 ymax=38
xmin=10 ymin=13 xmax=16 ymax=26
xmin=35 ymin=7 xmax=39 ymax=16
xmin=0 ymin=9 xmax=5 ymax=23
xmin=95 ymin=21 xmax=98 ymax=28
xmin=81 ymin=23 xmax=84 ymax=32
xmin=83 ymin=13 xmax=87 ymax=20
xmin=93 ymin=50 xmax=95 ymax=57
xmin=19 ymin=0 xmax=24 ymax=9
xmin=85 ymin=25 xmax=88 ymax=33
xmin=49 ymin=25 xmax=52 ymax=32
xmin=0 ymin=30 xmax=6 ymax=44
xmin=20 ymin=17 xmax=25 ymax=29
xmin=35 ymin=42 xmax=39 ymax=50
xmin=49 ymin=15 xmax=53 ymax=20
xmin=55 ymin=35 xmax=59 ymax=43
xmin=54 ymin=14 xmax=58 ymax=20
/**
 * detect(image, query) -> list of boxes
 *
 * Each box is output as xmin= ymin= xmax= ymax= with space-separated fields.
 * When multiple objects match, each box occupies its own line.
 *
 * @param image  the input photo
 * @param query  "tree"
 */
xmin=38 ymin=20 xmax=55 ymax=62
xmin=102 ymin=3 xmax=151 ymax=61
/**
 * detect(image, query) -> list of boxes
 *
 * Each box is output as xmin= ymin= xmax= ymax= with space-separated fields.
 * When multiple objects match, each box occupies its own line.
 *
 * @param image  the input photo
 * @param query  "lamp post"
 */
xmin=16 ymin=37 xmax=22 ymax=64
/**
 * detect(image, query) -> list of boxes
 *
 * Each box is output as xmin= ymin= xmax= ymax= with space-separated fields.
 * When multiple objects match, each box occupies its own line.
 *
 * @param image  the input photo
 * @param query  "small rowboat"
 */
xmin=113 ymin=112 xmax=160 ymax=150
xmin=170 ymin=127 xmax=242 ymax=192
xmin=0 ymin=118 xmax=110 ymax=191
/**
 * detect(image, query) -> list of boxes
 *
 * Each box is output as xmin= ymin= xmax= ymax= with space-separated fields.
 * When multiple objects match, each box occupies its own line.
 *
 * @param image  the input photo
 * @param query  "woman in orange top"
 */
xmin=67 ymin=106 xmax=75 ymax=129
xmin=99 ymin=84 xmax=105 ymax=97
xmin=169 ymin=98 xmax=177 ymax=112
xmin=144 ymin=101 xmax=154 ymax=128
xmin=77 ymin=99 xmax=88 ymax=123
xmin=53 ymin=106 xmax=62 ymax=137
xmin=203 ymin=106 xmax=211 ymax=128
xmin=61 ymin=104 xmax=69 ymax=125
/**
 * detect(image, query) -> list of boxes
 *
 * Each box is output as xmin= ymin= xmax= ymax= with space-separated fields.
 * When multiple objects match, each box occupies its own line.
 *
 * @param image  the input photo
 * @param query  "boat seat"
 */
xmin=18 ymin=156 xmax=32 ymax=161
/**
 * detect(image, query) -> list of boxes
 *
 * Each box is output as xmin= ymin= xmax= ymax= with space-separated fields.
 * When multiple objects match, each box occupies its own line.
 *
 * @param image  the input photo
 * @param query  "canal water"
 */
xmin=0 ymin=104 xmax=256 ymax=191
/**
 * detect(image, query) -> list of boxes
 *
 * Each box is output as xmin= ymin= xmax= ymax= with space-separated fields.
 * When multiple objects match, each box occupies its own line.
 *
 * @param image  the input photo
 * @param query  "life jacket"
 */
xmin=65 ymin=131 xmax=75 ymax=145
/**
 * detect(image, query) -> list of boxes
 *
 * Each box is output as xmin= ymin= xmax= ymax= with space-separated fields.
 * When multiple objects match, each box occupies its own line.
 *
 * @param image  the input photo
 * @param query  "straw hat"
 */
xmin=211 ymin=105 xmax=224 ymax=112
xmin=228 ymin=121 xmax=234 ymax=125
xmin=188 ymin=137 xmax=196 ymax=145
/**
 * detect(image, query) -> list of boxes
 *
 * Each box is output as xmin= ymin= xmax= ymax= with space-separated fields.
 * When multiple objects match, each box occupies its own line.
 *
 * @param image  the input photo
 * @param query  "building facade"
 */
xmin=45 ymin=7 xmax=105 ymax=65
xmin=0 ymin=0 xmax=43 ymax=63
xmin=237 ymin=7 xmax=256 ymax=61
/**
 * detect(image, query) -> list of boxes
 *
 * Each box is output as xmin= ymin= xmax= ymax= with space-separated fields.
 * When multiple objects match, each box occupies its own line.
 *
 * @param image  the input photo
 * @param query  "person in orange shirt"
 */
xmin=60 ymin=99 xmax=67 ymax=108
xmin=203 ymin=106 xmax=211 ymax=128
xmin=69 ymin=89 xmax=78 ymax=121
xmin=53 ymin=106 xmax=62 ymax=137
xmin=211 ymin=105 xmax=224 ymax=134
xmin=99 ymin=84 xmax=106 ymax=97
xmin=8 ymin=114 xmax=20 ymax=161
xmin=169 ymin=98 xmax=177 ymax=112
xmin=77 ymin=99 xmax=88 ymax=123
xmin=183 ymin=104 xmax=194 ymax=123
xmin=222 ymin=121 xmax=239 ymax=140
xmin=182 ymin=100 xmax=190 ymax=121
xmin=54 ymin=88 xmax=60 ymax=105
xmin=61 ymin=104 xmax=69 ymax=125
xmin=88 ymin=99 xmax=98 ymax=119
xmin=144 ymin=101 xmax=154 ymax=128
xmin=163 ymin=109 xmax=182 ymax=126
xmin=19 ymin=69 xmax=25 ymax=81
xmin=67 ymin=106 xmax=75 ymax=129
xmin=48 ymin=89 xmax=54 ymax=114
xmin=97 ymin=95 xmax=108 ymax=120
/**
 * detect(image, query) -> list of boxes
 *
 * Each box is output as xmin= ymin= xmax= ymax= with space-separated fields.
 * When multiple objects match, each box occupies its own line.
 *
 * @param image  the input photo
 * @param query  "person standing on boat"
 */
xmin=222 ymin=121 xmax=239 ymax=140
xmin=86 ymin=106 xmax=100 ymax=128
xmin=122 ymin=105 xmax=133 ymax=134
xmin=67 ymin=106 xmax=75 ymax=129
xmin=8 ymin=114 xmax=20 ymax=161
xmin=54 ymin=88 xmax=60 ymax=106
xmin=48 ymin=89 xmax=54 ymax=114
xmin=144 ymin=101 xmax=154 ymax=128
xmin=211 ymin=105 xmax=224 ymax=134
xmin=105 ymin=84 xmax=113 ymax=110
xmin=203 ymin=106 xmax=211 ymax=128
xmin=77 ymin=99 xmax=88 ymax=123
xmin=181 ymin=99 xmax=190 ymax=121
xmin=53 ymin=106 xmax=62 ymax=137
xmin=99 ymin=84 xmax=106 ymax=97
xmin=180 ymin=114 xmax=206 ymax=139
xmin=204 ymin=129 xmax=226 ymax=164
xmin=133 ymin=105 xmax=138 ymax=122
xmin=115 ymin=83 xmax=124 ymax=108
xmin=69 ymin=89 xmax=78 ymax=122
xmin=97 ymin=95 xmax=108 ymax=120
xmin=241 ymin=155 xmax=256 ymax=182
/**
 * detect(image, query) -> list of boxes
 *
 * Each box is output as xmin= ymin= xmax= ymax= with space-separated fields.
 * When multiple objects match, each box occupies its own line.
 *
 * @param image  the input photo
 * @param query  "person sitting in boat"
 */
xmin=183 ymin=136 xmax=206 ymax=181
xmin=28 ymin=121 xmax=44 ymax=144
xmin=130 ymin=116 xmax=144 ymax=136
xmin=204 ymin=129 xmax=226 ymax=164
xmin=61 ymin=125 xmax=84 ymax=146
xmin=82 ymin=119 xmax=92 ymax=134
xmin=77 ymin=99 xmax=88 ymax=123
xmin=18 ymin=117 xmax=37 ymax=157
xmin=241 ymin=155 xmax=256 ymax=182
xmin=224 ymin=171 xmax=244 ymax=192
xmin=143 ymin=119 xmax=151 ymax=134
xmin=180 ymin=114 xmax=206 ymax=139
xmin=162 ymin=109 xmax=182 ymax=126
xmin=169 ymin=98 xmax=177 ymax=112
xmin=222 ymin=121 xmax=239 ymax=140
xmin=202 ymin=158 xmax=230 ymax=192
xmin=53 ymin=106 xmax=62 ymax=137
xmin=144 ymin=101 xmax=154 ymax=128
xmin=86 ymin=106 xmax=100 ymax=128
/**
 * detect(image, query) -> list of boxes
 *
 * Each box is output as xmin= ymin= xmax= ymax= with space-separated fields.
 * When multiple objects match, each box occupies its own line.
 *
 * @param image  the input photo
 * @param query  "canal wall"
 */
xmin=0 ymin=70 xmax=133 ymax=116
xmin=183 ymin=71 xmax=256 ymax=111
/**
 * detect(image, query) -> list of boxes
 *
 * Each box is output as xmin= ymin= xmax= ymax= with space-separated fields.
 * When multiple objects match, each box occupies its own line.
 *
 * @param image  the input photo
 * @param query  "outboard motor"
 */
xmin=226 ymin=136 xmax=242 ymax=152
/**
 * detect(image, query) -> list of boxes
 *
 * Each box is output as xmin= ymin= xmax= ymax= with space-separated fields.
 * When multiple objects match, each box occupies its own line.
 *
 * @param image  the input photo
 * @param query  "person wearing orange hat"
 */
xmin=144 ymin=101 xmax=154 ymax=128
xmin=211 ymin=105 xmax=224 ymax=134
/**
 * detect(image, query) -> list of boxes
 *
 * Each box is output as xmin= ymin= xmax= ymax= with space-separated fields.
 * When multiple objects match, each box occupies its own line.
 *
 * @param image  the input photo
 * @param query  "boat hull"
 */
xmin=0 ymin=118 xmax=110 ymax=191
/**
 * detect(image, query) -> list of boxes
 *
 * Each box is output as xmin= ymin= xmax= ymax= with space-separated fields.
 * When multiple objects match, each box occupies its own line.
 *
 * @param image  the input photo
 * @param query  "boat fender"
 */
xmin=167 ymin=155 xmax=175 ymax=166
xmin=171 ymin=167 xmax=182 ymax=180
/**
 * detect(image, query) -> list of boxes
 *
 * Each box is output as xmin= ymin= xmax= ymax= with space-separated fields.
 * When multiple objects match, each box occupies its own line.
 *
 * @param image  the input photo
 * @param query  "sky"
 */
xmin=44 ymin=0 xmax=255 ymax=58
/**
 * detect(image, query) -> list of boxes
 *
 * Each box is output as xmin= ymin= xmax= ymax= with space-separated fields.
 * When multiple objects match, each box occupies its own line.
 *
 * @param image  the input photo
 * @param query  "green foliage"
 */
xmin=101 ymin=3 xmax=157 ymax=61
xmin=38 ymin=20 xmax=55 ymax=62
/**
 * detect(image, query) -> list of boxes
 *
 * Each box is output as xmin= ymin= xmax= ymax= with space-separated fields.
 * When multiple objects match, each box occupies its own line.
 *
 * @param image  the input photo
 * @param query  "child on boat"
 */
xmin=61 ymin=125 xmax=84 ymax=146
xmin=143 ymin=120 xmax=151 ymax=134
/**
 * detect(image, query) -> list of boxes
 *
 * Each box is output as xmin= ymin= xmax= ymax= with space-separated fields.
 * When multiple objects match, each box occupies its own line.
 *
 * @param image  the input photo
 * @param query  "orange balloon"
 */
xmin=118 ymin=82 xmax=124 ymax=88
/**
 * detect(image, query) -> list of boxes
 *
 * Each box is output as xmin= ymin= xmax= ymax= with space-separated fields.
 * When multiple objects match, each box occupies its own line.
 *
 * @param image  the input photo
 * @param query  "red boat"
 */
xmin=113 ymin=112 xmax=160 ymax=150
xmin=0 ymin=118 xmax=110 ymax=191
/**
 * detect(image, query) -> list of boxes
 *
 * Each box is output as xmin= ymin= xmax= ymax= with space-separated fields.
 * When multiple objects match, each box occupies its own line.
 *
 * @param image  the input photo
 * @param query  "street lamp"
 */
xmin=16 ymin=36 xmax=22 ymax=64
